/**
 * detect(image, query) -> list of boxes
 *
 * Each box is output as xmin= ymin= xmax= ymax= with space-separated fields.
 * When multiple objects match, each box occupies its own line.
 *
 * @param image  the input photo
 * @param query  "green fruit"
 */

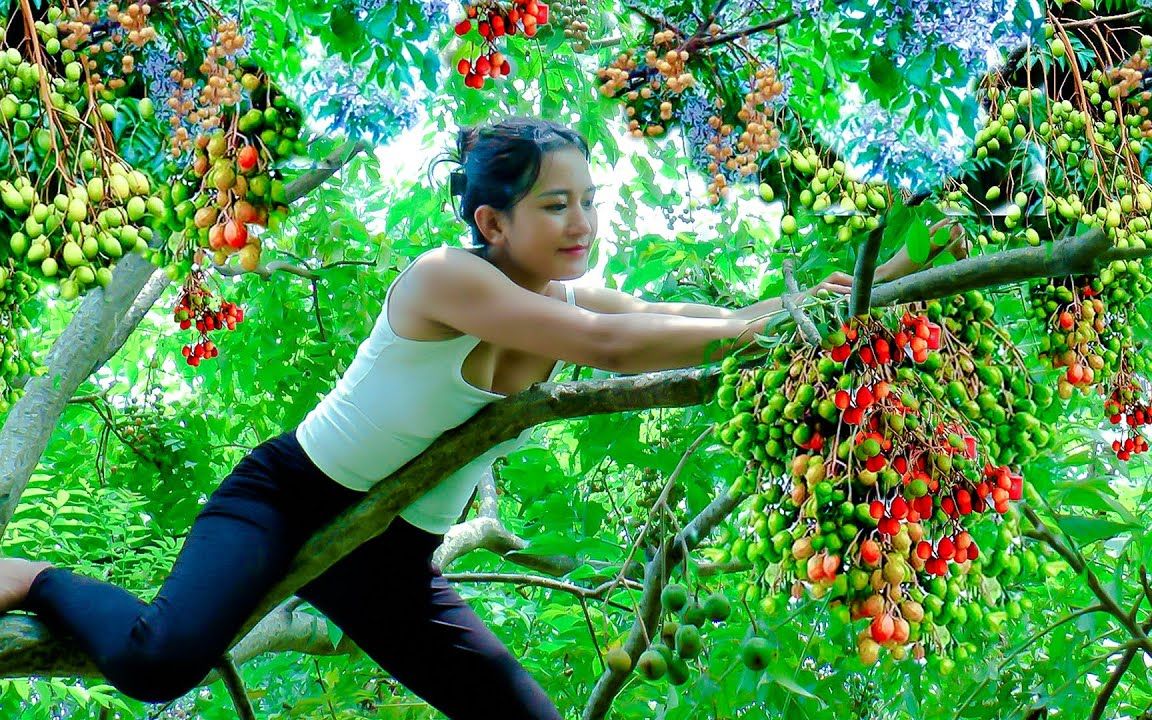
xmin=781 ymin=215 xmax=797 ymax=235
xmin=637 ymin=649 xmax=667 ymax=680
xmin=137 ymin=97 xmax=154 ymax=120
xmin=127 ymin=196 xmax=147 ymax=222
xmin=605 ymin=647 xmax=631 ymax=673
xmin=702 ymin=592 xmax=731 ymax=622
xmin=661 ymin=584 xmax=689 ymax=613
xmin=62 ymin=241 xmax=85 ymax=268
xmin=681 ymin=602 xmax=707 ymax=628
xmin=99 ymin=103 xmax=117 ymax=122
xmin=741 ymin=637 xmax=771 ymax=671
xmin=40 ymin=257 xmax=58 ymax=278
xmin=675 ymin=624 xmax=702 ymax=659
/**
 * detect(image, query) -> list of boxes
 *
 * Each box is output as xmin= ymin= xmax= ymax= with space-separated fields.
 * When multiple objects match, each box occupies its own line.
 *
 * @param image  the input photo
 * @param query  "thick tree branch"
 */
xmin=849 ymin=224 xmax=884 ymax=317
xmin=92 ymin=271 xmax=174 ymax=375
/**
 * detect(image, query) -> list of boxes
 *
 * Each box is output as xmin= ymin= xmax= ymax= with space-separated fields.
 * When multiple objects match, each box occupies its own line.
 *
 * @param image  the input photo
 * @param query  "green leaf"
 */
xmin=1055 ymin=515 xmax=1139 ymax=546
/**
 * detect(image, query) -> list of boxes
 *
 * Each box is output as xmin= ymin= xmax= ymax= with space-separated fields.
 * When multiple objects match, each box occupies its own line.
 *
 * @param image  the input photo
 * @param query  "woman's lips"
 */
xmin=559 ymin=246 xmax=587 ymax=256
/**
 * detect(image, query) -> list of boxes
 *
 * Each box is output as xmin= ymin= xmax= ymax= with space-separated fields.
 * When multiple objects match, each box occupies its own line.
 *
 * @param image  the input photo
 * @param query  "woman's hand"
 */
xmin=807 ymin=271 xmax=854 ymax=297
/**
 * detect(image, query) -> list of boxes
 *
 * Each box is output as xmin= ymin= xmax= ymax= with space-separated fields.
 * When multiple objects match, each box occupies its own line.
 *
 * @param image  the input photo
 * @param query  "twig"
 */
xmin=214 ymin=657 xmax=256 ymax=720
xmin=781 ymin=259 xmax=821 ymax=345
xmin=1063 ymin=10 xmax=1141 ymax=29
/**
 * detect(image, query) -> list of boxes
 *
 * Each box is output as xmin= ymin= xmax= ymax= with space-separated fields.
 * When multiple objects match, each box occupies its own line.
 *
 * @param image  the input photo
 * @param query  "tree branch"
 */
xmin=849 ymin=224 xmax=884 ymax=317
xmin=213 ymin=657 xmax=256 ymax=720
xmin=781 ymin=259 xmax=821 ymax=345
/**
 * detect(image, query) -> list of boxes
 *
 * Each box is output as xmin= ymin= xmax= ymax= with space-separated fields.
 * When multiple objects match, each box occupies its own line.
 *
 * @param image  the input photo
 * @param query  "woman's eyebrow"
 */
xmin=537 ymin=185 xmax=599 ymax=198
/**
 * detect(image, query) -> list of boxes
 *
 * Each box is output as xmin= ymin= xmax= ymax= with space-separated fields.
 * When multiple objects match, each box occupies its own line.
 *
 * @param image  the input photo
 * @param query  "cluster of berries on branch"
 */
xmin=1103 ymin=360 xmax=1152 ymax=460
xmin=172 ymin=269 xmax=244 ymax=367
xmin=453 ymin=0 xmax=550 ymax=88
xmin=713 ymin=300 xmax=1051 ymax=666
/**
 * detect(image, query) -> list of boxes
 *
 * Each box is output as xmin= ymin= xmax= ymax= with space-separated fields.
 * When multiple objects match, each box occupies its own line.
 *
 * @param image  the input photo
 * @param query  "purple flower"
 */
xmin=305 ymin=58 xmax=419 ymax=143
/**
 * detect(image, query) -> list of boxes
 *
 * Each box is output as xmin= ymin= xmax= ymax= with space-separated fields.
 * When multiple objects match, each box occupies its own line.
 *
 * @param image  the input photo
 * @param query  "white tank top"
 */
xmin=295 ymin=252 xmax=574 ymax=534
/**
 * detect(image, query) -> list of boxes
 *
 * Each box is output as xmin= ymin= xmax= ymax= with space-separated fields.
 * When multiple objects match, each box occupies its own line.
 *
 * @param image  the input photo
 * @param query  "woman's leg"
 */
xmin=21 ymin=431 xmax=363 ymax=704
xmin=296 ymin=519 xmax=562 ymax=720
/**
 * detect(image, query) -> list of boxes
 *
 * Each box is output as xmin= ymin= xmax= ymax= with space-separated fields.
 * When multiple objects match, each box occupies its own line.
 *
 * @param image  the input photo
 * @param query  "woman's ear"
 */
xmin=473 ymin=205 xmax=507 ymax=245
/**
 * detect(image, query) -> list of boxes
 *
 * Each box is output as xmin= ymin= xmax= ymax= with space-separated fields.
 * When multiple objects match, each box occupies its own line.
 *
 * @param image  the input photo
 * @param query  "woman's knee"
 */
xmin=101 ymin=626 xmax=219 ymax=703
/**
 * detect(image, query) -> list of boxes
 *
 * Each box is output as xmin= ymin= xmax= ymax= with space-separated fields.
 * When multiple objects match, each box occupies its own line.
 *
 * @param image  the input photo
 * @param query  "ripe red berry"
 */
xmin=457 ymin=58 xmax=471 ymax=75
xmin=870 ymin=614 xmax=894 ymax=643
xmin=454 ymin=19 xmax=472 ymax=35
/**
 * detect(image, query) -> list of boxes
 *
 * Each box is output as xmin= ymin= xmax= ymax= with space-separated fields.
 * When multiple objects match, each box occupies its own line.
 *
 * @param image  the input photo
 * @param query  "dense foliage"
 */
xmin=1 ymin=0 xmax=1152 ymax=718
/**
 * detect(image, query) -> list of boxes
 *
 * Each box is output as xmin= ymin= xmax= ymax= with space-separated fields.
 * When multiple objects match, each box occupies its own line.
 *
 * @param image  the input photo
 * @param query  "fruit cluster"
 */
xmin=0 ymin=263 xmax=37 ymax=413
xmin=2 ymin=163 xmax=167 ymax=300
xmin=714 ymin=306 xmax=1040 ymax=665
xmin=932 ymin=292 xmax=1054 ymax=468
xmin=1103 ymin=362 xmax=1151 ymax=461
xmin=453 ymin=0 xmax=550 ymax=88
xmin=173 ymin=269 xmax=244 ymax=367
xmin=606 ymin=582 xmax=731 ymax=685
xmin=545 ymin=0 xmax=591 ymax=52
xmin=597 ymin=29 xmax=699 ymax=138
xmin=158 ymin=71 xmax=300 ymax=274
xmin=1028 ymin=278 xmax=1134 ymax=398
xmin=774 ymin=147 xmax=889 ymax=245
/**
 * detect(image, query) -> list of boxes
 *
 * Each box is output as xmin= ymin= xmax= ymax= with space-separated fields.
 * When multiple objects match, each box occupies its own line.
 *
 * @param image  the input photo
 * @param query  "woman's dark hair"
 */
xmin=431 ymin=117 xmax=590 ymax=259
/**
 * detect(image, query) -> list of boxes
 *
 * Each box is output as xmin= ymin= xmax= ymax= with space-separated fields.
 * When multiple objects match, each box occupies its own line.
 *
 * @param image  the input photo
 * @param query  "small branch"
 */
xmin=698 ymin=12 xmax=794 ymax=49
xmin=443 ymin=572 xmax=644 ymax=601
xmin=623 ymin=4 xmax=686 ymax=36
xmin=1063 ymin=10 xmax=1141 ymax=29
xmin=1021 ymin=504 xmax=1152 ymax=652
xmin=781 ymin=259 xmax=821 ymax=345
xmin=213 ymin=657 xmax=256 ymax=720
xmin=283 ymin=140 xmax=371 ymax=200
xmin=849 ymin=224 xmax=885 ymax=317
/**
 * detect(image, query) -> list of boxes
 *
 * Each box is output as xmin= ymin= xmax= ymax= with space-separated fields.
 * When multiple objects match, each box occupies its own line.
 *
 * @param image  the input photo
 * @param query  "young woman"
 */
xmin=0 ymin=117 xmax=957 ymax=718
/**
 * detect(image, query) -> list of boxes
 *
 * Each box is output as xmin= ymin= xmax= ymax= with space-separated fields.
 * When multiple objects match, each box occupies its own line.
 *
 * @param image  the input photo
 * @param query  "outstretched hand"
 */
xmin=808 ymin=271 xmax=853 ymax=296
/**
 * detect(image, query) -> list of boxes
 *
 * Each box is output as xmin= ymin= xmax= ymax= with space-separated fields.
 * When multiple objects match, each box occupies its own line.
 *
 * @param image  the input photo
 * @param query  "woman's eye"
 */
xmin=582 ymin=200 xmax=597 ymax=209
xmin=546 ymin=204 xmax=567 ymax=211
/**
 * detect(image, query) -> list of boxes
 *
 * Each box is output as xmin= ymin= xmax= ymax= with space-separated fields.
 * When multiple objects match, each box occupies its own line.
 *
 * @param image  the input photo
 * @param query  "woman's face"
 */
xmin=481 ymin=146 xmax=599 ymax=284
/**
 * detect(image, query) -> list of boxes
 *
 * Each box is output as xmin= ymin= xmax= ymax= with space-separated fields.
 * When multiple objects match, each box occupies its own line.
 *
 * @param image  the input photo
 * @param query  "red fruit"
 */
xmin=831 ymin=344 xmax=851 ymax=362
xmin=860 ymin=347 xmax=875 ymax=366
xmin=889 ymin=496 xmax=908 ymax=520
xmin=457 ymin=58 xmax=471 ymax=75
xmin=878 ymin=517 xmax=900 ymax=535
xmin=454 ymin=19 xmax=472 ymax=35
xmin=869 ymin=500 xmax=885 ymax=520
xmin=835 ymin=390 xmax=851 ymax=410
xmin=224 ymin=220 xmax=248 ymax=249
xmin=1058 ymin=311 xmax=1074 ymax=330
xmin=500 ymin=59 xmax=511 ymax=75
xmin=940 ymin=497 xmax=956 ymax=517
xmin=968 ymin=542 xmax=979 ymax=559
xmin=475 ymin=56 xmax=491 ymax=76
xmin=537 ymin=2 xmax=549 ymax=23
xmin=491 ymin=14 xmax=505 ymax=35
xmin=1009 ymin=476 xmax=1023 ymax=501
xmin=856 ymin=386 xmax=874 ymax=408
xmin=237 ymin=145 xmax=259 ymax=172
xmin=181 ymin=345 xmax=191 ymax=358
xmin=865 ymin=455 xmax=887 ymax=472
xmin=523 ymin=22 xmax=537 ymax=36
xmin=936 ymin=537 xmax=955 ymax=561
xmin=892 ymin=617 xmax=910 ymax=644
xmin=844 ymin=407 xmax=864 ymax=425
xmin=870 ymin=614 xmax=894 ymax=643
xmin=916 ymin=541 xmax=932 ymax=560
xmin=478 ymin=21 xmax=491 ymax=38
xmin=860 ymin=539 xmax=882 ymax=566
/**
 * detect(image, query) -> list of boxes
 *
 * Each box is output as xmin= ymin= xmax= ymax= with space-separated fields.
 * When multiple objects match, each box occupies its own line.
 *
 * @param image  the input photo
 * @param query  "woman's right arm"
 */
xmin=415 ymin=248 xmax=771 ymax=374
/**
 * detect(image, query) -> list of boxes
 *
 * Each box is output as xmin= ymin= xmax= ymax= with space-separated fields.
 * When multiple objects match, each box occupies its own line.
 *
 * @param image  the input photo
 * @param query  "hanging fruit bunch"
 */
xmin=0 ymin=8 xmax=172 ymax=301
xmin=609 ymin=582 xmax=732 ymax=685
xmin=545 ymin=0 xmax=591 ymax=52
xmin=1028 ymin=276 xmax=1148 ymax=401
xmin=714 ymin=300 xmax=1057 ymax=667
xmin=453 ymin=0 xmax=550 ymax=89
xmin=1103 ymin=357 xmax=1152 ymax=461
xmin=0 ymin=263 xmax=37 ymax=413
xmin=172 ymin=267 xmax=244 ymax=367
xmin=773 ymin=145 xmax=889 ymax=244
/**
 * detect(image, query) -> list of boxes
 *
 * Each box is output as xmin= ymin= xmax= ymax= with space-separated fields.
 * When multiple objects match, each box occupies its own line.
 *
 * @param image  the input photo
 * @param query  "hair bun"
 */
xmin=456 ymin=126 xmax=481 ymax=163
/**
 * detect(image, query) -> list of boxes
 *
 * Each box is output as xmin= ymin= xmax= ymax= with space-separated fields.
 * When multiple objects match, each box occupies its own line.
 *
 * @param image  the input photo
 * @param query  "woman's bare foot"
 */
xmin=0 ymin=558 xmax=54 ymax=613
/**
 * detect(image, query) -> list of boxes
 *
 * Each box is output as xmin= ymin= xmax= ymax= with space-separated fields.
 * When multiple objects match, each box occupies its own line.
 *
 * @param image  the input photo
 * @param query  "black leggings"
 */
xmin=23 ymin=429 xmax=561 ymax=719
